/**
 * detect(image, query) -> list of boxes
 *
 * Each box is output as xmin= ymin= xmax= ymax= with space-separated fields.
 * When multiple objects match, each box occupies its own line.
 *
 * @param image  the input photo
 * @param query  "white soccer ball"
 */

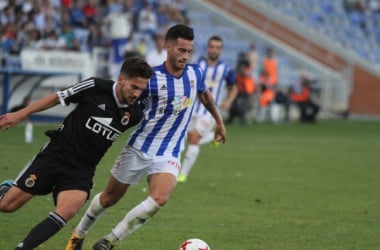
xmin=178 ymin=238 xmax=211 ymax=250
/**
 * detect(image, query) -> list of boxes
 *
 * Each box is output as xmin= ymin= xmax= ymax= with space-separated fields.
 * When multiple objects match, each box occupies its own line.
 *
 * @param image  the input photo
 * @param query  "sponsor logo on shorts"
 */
xmin=168 ymin=160 xmax=180 ymax=170
xmin=25 ymin=174 xmax=37 ymax=188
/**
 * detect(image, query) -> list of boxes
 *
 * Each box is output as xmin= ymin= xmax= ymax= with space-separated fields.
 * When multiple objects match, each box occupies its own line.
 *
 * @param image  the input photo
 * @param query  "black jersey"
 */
xmin=41 ymin=77 xmax=143 ymax=172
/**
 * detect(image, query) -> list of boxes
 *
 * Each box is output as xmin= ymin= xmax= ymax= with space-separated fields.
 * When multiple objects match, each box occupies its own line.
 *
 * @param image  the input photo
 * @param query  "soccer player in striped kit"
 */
xmin=0 ymin=57 xmax=153 ymax=250
xmin=66 ymin=24 xmax=226 ymax=250
xmin=178 ymin=35 xmax=238 ymax=183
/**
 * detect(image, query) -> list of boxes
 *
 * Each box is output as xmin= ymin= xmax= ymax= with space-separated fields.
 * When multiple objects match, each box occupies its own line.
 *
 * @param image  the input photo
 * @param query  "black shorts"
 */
xmin=15 ymin=153 xmax=94 ymax=204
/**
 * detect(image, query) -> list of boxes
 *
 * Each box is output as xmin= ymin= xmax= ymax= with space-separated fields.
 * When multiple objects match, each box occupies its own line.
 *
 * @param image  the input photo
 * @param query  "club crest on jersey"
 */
xmin=121 ymin=112 xmax=130 ymax=125
xmin=25 ymin=174 xmax=37 ymax=188
xmin=171 ymin=95 xmax=192 ymax=111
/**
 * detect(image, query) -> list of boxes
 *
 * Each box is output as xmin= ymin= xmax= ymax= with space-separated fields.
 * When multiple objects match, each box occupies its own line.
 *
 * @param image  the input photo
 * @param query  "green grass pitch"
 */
xmin=0 ymin=120 xmax=379 ymax=249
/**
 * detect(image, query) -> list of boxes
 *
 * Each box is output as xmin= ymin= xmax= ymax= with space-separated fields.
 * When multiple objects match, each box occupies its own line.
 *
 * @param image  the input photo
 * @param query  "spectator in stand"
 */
xmin=87 ymin=23 xmax=109 ymax=51
xmin=145 ymin=32 xmax=166 ymax=67
xmin=262 ymin=47 xmax=278 ymax=87
xmin=103 ymin=1 xmax=133 ymax=80
xmin=39 ymin=30 xmax=66 ymax=50
xmin=135 ymin=36 xmax=148 ymax=57
xmin=69 ymin=1 xmax=87 ymax=28
xmin=290 ymin=74 xmax=320 ymax=123
xmin=82 ymin=0 xmax=99 ymax=25
xmin=137 ymin=2 xmax=158 ymax=35
xmin=60 ymin=22 xmax=80 ymax=51
xmin=368 ymin=0 xmax=380 ymax=13
xmin=24 ymin=29 xmax=42 ymax=49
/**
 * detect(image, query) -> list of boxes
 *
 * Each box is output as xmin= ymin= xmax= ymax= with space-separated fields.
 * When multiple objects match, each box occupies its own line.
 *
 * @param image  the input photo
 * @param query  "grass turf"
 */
xmin=0 ymin=120 xmax=379 ymax=249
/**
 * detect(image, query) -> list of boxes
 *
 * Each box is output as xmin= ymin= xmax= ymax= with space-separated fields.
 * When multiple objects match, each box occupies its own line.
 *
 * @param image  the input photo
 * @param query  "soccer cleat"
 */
xmin=177 ymin=175 xmax=187 ymax=183
xmin=92 ymin=239 xmax=115 ymax=250
xmin=0 ymin=179 xmax=13 ymax=200
xmin=210 ymin=140 xmax=220 ymax=148
xmin=66 ymin=231 xmax=85 ymax=250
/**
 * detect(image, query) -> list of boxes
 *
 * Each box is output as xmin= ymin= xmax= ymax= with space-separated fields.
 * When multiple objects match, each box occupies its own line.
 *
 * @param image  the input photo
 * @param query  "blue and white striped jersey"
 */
xmin=128 ymin=63 xmax=205 ymax=157
xmin=193 ymin=58 xmax=236 ymax=116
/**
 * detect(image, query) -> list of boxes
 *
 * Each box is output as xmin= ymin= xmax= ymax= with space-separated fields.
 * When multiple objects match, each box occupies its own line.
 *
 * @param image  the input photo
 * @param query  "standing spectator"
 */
xmin=247 ymin=42 xmax=259 ymax=79
xmin=145 ymin=32 xmax=166 ymax=67
xmin=262 ymin=47 xmax=278 ymax=86
xmin=227 ymin=53 xmax=255 ymax=125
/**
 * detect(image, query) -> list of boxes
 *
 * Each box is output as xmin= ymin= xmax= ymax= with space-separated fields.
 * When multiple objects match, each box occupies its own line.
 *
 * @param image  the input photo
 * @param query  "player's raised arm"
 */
xmin=0 ymin=93 xmax=59 ymax=130
xmin=197 ymin=89 xmax=226 ymax=143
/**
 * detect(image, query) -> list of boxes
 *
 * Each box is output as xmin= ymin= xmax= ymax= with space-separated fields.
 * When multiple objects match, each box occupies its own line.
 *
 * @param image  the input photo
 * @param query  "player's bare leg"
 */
xmin=92 ymin=173 xmax=175 ymax=249
xmin=67 ymin=176 xmax=129 ymax=250
xmin=13 ymin=190 xmax=87 ymax=249
xmin=0 ymin=185 xmax=33 ymax=212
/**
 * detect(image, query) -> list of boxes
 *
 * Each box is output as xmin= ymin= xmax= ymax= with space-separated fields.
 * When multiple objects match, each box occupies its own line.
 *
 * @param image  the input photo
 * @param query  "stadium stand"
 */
xmin=250 ymin=0 xmax=380 ymax=68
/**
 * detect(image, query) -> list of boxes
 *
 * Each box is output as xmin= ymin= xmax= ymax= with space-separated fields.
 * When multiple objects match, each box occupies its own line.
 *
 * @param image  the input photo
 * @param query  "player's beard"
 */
xmin=208 ymin=53 xmax=219 ymax=61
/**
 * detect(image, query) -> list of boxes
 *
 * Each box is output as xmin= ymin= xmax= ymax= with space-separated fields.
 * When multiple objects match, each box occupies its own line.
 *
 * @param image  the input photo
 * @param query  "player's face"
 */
xmin=166 ymin=38 xmax=193 ymax=71
xmin=119 ymin=76 xmax=148 ymax=105
xmin=207 ymin=40 xmax=222 ymax=61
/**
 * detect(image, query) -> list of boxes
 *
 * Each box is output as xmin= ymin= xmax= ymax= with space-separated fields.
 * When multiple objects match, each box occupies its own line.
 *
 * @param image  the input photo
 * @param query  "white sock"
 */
xmin=108 ymin=196 xmax=160 ymax=241
xmin=180 ymin=144 xmax=200 ymax=178
xmin=199 ymin=132 xmax=214 ymax=145
xmin=75 ymin=193 xmax=106 ymax=237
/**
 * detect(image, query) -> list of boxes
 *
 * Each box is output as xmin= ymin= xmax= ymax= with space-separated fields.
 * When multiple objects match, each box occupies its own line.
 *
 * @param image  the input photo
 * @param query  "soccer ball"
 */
xmin=178 ymin=238 xmax=210 ymax=250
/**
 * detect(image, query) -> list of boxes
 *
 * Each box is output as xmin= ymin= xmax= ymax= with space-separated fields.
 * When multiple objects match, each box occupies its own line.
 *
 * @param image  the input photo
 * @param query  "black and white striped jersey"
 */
xmin=42 ymin=77 xmax=143 ymax=171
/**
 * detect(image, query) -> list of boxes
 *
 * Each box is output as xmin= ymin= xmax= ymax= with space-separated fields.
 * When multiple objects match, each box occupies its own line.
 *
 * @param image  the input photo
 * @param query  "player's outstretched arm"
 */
xmin=0 ymin=93 xmax=59 ymax=130
xmin=198 ymin=89 xmax=226 ymax=143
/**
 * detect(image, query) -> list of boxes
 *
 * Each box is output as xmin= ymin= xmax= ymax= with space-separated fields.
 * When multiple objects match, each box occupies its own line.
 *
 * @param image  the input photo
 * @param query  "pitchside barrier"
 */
xmin=0 ymin=68 xmax=82 ymax=122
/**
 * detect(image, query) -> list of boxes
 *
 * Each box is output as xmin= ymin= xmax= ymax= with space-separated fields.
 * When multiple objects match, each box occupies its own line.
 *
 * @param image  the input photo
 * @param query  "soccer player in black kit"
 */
xmin=0 ymin=57 xmax=153 ymax=250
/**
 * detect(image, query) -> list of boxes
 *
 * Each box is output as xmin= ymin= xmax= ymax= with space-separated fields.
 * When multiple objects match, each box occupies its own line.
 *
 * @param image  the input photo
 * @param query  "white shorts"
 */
xmin=110 ymin=145 xmax=181 ymax=185
xmin=188 ymin=115 xmax=215 ymax=136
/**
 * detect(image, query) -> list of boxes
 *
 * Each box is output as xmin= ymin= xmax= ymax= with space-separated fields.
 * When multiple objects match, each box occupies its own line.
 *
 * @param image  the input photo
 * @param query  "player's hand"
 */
xmin=0 ymin=113 xmax=24 ymax=130
xmin=219 ymin=101 xmax=231 ymax=111
xmin=214 ymin=122 xmax=226 ymax=144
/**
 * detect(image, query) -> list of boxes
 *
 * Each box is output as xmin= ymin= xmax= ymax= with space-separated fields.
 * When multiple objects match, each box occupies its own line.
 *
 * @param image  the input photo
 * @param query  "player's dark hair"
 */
xmin=165 ymin=24 xmax=194 ymax=42
xmin=120 ymin=57 xmax=154 ymax=79
xmin=208 ymin=35 xmax=222 ymax=44
xmin=208 ymin=35 xmax=223 ymax=48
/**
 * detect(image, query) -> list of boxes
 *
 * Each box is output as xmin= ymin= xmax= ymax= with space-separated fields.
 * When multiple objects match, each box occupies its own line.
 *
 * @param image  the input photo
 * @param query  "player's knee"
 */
xmin=55 ymin=207 xmax=79 ymax=221
xmin=0 ymin=200 xmax=18 ymax=213
xmin=100 ymin=192 xmax=122 ymax=208
xmin=149 ymin=194 xmax=169 ymax=207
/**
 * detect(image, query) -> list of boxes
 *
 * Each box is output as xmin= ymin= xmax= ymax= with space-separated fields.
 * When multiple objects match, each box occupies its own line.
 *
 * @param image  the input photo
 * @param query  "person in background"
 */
xmin=227 ymin=52 xmax=255 ymax=125
xmin=262 ymin=47 xmax=278 ymax=87
xmin=290 ymin=74 xmax=320 ymax=123
xmin=145 ymin=32 xmax=167 ymax=67
xmin=178 ymin=35 xmax=237 ymax=183
xmin=10 ymin=96 xmax=33 ymax=143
